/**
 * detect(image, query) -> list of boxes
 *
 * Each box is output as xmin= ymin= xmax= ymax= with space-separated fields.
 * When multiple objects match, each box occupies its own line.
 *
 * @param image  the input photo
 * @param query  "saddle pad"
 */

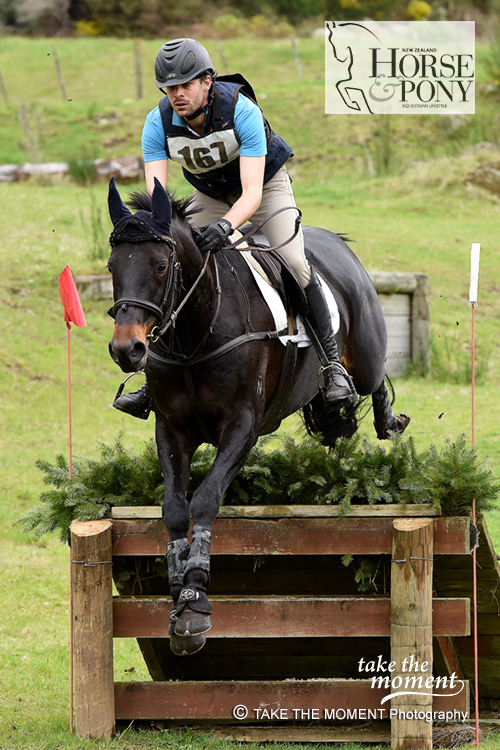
xmin=241 ymin=252 xmax=340 ymax=347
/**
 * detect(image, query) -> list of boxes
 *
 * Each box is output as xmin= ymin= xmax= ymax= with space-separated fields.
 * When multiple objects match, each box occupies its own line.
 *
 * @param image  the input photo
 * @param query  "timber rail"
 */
xmin=68 ymin=503 xmax=498 ymax=747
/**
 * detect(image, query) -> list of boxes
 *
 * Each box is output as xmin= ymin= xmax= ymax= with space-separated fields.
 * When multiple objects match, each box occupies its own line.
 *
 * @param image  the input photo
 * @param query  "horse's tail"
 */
xmin=302 ymin=393 xmax=360 ymax=448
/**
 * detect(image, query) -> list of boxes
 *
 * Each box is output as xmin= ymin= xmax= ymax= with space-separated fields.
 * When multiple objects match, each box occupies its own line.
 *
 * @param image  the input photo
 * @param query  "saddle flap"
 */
xmin=241 ymin=224 xmax=309 ymax=317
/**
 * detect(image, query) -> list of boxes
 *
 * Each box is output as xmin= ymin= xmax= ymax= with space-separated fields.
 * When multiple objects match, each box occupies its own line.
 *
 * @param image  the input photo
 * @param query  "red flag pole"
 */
xmin=67 ymin=321 xmax=73 ymax=481
xmin=67 ymin=318 xmax=74 ymax=734
xmin=59 ymin=265 xmax=86 ymax=736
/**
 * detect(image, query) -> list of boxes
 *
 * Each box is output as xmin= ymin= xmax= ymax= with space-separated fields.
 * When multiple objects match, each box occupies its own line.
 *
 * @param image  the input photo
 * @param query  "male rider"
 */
xmin=114 ymin=37 xmax=354 ymax=418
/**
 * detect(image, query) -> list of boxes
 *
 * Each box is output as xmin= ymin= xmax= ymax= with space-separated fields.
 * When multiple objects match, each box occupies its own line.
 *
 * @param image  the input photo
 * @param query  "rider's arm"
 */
xmin=145 ymin=160 xmax=168 ymax=194
xmin=222 ymin=155 xmax=265 ymax=229
xmin=142 ymin=107 xmax=168 ymax=194
xmin=220 ymin=94 xmax=267 ymax=229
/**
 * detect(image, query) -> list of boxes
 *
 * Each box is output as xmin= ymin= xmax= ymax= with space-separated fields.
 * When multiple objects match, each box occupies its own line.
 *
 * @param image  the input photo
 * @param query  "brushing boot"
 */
xmin=304 ymin=268 xmax=356 ymax=406
xmin=167 ymin=538 xmax=207 ymax=656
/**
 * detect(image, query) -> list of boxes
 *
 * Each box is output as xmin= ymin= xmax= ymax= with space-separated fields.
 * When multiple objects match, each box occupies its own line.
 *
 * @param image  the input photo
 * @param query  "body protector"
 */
xmin=158 ymin=74 xmax=293 ymax=202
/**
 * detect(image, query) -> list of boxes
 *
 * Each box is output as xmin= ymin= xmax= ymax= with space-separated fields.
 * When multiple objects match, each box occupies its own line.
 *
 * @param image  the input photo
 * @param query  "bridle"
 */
xmin=107 ymin=237 xmax=182 ymax=338
xmin=108 ymin=205 xmax=301 ymax=360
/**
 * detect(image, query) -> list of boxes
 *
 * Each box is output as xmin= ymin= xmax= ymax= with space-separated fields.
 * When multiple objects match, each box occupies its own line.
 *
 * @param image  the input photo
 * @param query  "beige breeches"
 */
xmin=188 ymin=165 xmax=311 ymax=287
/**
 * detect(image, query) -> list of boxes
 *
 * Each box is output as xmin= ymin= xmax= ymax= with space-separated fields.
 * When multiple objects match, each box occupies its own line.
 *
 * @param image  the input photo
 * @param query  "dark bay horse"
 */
xmin=107 ymin=177 xmax=409 ymax=655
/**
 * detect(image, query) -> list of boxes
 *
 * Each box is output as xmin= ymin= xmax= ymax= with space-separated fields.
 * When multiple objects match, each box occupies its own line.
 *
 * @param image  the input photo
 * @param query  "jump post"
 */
xmin=70 ymin=504 xmax=476 ymax=746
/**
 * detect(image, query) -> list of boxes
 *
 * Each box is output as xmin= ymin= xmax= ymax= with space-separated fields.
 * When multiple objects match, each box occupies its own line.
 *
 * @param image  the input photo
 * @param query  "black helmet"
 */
xmin=155 ymin=38 xmax=215 ymax=88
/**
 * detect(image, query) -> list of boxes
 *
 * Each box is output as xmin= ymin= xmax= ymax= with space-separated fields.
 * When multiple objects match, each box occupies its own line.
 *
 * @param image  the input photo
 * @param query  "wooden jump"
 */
xmin=70 ymin=505 xmax=472 ymax=747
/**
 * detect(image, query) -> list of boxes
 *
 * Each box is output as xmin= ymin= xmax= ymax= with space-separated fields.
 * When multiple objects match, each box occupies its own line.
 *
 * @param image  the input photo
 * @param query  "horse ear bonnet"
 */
xmin=108 ymin=177 xmax=173 ymax=248
xmin=108 ymin=176 xmax=132 ymax=226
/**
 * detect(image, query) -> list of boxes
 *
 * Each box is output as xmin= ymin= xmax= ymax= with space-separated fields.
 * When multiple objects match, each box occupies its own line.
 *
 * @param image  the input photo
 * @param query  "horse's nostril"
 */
xmin=109 ymin=341 xmax=119 ymax=363
xmin=129 ymin=340 xmax=147 ymax=364
xmin=109 ymin=337 xmax=147 ymax=372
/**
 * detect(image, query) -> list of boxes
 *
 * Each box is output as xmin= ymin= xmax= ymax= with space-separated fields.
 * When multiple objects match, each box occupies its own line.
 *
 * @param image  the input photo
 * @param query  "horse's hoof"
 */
xmin=174 ymin=610 xmax=212 ymax=637
xmin=169 ymin=632 xmax=206 ymax=656
xmin=395 ymin=412 xmax=411 ymax=433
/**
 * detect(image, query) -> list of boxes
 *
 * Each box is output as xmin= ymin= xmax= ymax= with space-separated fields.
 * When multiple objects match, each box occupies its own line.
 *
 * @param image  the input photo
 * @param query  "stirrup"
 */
xmin=112 ymin=372 xmax=152 ymax=420
xmin=319 ymin=362 xmax=359 ymax=405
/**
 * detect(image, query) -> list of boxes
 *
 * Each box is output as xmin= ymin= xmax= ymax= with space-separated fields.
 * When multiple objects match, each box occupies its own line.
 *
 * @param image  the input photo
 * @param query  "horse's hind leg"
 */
xmin=372 ymin=378 xmax=410 ymax=439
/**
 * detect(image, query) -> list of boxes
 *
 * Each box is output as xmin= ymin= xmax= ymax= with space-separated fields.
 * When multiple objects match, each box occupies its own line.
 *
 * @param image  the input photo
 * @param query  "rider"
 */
xmin=114 ymin=37 xmax=355 ymax=418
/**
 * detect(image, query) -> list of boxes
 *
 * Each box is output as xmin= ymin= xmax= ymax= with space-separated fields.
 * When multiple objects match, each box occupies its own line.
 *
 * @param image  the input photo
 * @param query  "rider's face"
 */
xmin=166 ymin=76 xmax=211 ymax=119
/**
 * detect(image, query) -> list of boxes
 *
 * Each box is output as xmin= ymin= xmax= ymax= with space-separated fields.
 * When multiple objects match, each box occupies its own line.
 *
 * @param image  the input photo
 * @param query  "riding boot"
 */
xmin=113 ymin=381 xmax=152 ymax=420
xmin=304 ymin=268 xmax=356 ymax=406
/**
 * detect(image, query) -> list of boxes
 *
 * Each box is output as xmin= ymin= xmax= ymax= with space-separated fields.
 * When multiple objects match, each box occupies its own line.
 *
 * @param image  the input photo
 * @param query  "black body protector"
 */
xmin=158 ymin=74 xmax=293 ymax=202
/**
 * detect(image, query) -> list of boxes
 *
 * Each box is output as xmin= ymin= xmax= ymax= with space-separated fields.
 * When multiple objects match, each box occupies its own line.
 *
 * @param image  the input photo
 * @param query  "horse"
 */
xmin=106 ymin=177 xmax=409 ymax=656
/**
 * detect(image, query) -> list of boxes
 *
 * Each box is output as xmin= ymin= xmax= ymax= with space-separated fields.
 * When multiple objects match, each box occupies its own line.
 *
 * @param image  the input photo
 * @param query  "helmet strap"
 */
xmin=184 ymin=80 xmax=214 ymax=122
xmin=185 ymin=104 xmax=208 ymax=121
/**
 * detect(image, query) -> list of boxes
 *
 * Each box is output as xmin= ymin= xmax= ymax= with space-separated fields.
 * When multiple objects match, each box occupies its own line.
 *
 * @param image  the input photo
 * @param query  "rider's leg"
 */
xmin=252 ymin=167 xmax=355 ymax=405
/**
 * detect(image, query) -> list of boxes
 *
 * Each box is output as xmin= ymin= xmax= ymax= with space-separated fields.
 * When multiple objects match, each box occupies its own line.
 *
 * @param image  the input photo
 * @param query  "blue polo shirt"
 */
xmin=141 ymin=92 xmax=267 ymax=162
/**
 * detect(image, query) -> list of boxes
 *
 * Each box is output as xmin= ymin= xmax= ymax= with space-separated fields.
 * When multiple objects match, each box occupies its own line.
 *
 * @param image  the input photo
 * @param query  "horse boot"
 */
xmin=173 ymin=524 xmax=213 ymax=641
xmin=113 ymin=380 xmax=152 ymax=420
xmin=166 ymin=538 xmax=207 ymax=656
xmin=304 ymin=268 xmax=357 ymax=407
xmin=372 ymin=386 xmax=411 ymax=440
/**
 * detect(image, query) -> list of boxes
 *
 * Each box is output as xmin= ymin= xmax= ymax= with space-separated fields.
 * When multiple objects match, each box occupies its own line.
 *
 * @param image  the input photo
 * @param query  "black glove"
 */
xmin=195 ymin=218 xmax=233 ymax=254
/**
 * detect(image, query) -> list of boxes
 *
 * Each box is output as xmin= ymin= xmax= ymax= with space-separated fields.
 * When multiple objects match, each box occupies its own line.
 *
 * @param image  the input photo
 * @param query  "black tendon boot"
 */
xmin=304 ymin=268 xmax=357 ymax=406
xmin=173 ymin=525 xmax=213 ymax=639
xmin=166 ymin=538 xmax=207 ymax=656
xmin=113 ymin=381 xmax=152 ymax=420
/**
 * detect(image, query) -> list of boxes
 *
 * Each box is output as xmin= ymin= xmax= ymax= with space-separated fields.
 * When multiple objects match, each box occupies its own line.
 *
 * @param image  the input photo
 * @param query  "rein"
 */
xmin=110 ymin=205 xmax=301 ymax=364
xmin=221 ymin=206 xmax=302 ymax=253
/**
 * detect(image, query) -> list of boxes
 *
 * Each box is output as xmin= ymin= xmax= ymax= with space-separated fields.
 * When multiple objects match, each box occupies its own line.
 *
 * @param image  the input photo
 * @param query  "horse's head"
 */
xmin=107 ymin=177 xmax=177 ymax=373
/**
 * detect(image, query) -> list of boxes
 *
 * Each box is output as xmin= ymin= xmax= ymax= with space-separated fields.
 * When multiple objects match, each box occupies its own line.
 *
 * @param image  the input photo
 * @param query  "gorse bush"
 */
xmin=19 ymin=432 xmax=499 ymax=542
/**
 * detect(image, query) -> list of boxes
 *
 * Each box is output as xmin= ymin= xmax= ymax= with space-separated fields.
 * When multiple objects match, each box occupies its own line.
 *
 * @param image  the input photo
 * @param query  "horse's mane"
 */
xmin=126 ymin=190 xmax=199 ymax=223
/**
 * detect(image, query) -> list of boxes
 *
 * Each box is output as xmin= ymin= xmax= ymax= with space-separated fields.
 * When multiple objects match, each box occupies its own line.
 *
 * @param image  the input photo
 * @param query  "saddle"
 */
xmin=239 ymin=224 xmax=309 ymax=318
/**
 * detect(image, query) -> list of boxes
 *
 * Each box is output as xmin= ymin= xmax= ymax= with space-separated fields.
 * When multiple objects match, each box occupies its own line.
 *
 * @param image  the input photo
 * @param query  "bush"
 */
xmin=19 ymin=433 xmax=500 ymax=542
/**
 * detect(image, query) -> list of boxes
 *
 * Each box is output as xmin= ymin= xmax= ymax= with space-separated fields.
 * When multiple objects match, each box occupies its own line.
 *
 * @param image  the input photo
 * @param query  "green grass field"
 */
xmin=2 ymin=35 xmax=500 ymax=750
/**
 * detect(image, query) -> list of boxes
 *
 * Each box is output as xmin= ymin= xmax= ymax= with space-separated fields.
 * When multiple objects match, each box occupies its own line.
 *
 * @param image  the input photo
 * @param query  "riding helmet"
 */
xmin=155 ymin=38 xmax=215 ymax=88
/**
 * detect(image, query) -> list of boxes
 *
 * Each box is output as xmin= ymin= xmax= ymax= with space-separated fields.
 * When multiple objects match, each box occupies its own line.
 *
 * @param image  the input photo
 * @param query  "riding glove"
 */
xmin=195 ymin=218 xmax=233 ymax=254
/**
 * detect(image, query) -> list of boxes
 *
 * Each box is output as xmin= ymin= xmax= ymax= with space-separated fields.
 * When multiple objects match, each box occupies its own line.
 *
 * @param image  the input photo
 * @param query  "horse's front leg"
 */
xmin=173 ymin=408 xmax=260 ymax=648
xmin=155 ymin=415 xmax=205 ymax=655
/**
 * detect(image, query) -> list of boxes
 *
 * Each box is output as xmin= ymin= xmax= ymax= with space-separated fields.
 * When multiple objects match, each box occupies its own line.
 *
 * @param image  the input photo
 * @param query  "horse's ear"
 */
xmin=151 ymin=177 xmax=172 ymax=233
xmin=108 ymin=177 xmax=132 ymax=227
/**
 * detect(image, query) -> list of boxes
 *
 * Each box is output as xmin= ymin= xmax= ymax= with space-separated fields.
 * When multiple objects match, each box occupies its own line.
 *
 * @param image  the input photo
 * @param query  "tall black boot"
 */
xmin=304 ymin=268 xmax=357 ymax=406
xmin=113 ymin=379 xmax=152 ymax=420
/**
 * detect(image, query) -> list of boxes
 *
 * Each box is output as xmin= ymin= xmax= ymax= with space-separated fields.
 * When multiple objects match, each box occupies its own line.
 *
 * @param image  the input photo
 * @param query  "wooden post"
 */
xmin=0 ymin=66 xmax=9 ymax=105
xmin=134 ymin=39 xmax=142 ymax=100
xmin=215 ymin=41 xmax=229 ymax=75
xmin=291 ymin=37 xmax=303 ymax=78
xmin=51 ymin=45 xmax=68 ymax=102
xmin=391 ymin=518 xmax=434 ymax=750
xmin=70 ymin=520 xmax=115 ymax=738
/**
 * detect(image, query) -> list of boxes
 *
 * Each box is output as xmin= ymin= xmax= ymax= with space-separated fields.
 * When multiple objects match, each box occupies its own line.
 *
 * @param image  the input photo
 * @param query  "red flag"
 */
xmin=59 ymin=265 xmax=87 ymax=327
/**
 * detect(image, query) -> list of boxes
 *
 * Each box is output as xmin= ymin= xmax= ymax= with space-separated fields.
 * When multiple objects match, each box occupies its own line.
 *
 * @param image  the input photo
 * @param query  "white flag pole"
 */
xmin=469 ymin=242 xmax=480 ymax=747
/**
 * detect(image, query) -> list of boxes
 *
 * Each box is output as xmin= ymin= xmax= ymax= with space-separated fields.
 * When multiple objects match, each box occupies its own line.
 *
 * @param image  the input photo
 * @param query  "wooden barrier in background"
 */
xmin=70 ymin=506 xmax=470 ymax=744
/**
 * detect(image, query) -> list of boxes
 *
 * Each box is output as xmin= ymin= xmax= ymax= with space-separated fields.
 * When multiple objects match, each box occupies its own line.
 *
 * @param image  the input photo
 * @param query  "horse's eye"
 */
xmin=157 ymin=262 xmax=168 ymax=275
xmin=106 ymin=263 xmax=112 ymax=274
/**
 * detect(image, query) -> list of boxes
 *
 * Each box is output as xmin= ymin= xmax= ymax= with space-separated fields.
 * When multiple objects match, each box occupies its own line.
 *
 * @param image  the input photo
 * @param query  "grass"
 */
xmin=2 ymin=34 xmax=500 ymax=750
